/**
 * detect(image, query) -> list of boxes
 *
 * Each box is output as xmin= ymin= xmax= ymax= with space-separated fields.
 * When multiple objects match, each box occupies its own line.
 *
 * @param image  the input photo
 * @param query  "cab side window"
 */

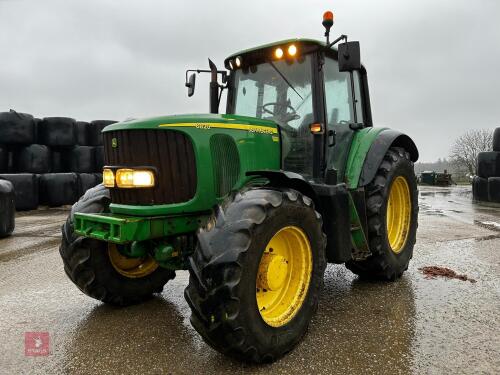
xmin=324 ymin=58 xmax=354 ymax=128
xmin=352 ymin=70 xmax=364 ymax=123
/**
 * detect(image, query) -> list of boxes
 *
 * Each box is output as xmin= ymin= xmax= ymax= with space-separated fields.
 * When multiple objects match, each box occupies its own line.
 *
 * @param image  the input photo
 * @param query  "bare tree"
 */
xmin=449 ymin=129 xmax=493 ymax=175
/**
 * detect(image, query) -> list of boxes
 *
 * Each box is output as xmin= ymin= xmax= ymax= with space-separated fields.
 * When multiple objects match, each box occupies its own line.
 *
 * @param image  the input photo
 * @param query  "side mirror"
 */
xmin=186 ymin=73 xmax=196 ymax=97
xmin=338 ymin=41 xmax=361 ymax=72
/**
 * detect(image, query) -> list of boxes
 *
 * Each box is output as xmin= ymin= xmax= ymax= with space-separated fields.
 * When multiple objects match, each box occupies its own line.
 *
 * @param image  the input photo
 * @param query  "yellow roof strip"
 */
xmin=159 ymin=122 xmax=278 ymax=135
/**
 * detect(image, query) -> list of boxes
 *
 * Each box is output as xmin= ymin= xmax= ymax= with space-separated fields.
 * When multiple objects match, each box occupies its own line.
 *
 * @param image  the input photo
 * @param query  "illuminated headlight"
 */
xmin=103 ymin=168 xmax=115 ymax=188
xmin=274 ymin=47 xmax=284 ymax=59
xmin=115 ymin=169 xmax=155 ymax=188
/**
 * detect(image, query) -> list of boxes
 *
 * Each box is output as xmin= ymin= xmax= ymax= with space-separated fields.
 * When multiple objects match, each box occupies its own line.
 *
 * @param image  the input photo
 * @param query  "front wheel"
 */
xmin=185 ymin=188 xmax=326 ymax=363
xmin=59 ymin=184 xmax=175 ymax=306
xmin=346 ymin=147 xmax=418 ymax=280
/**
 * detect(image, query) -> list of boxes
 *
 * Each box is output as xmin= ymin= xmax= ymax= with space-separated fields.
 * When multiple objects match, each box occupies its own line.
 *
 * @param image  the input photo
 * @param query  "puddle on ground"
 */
xmin=474 ymin=220 xmax=500 ymax=232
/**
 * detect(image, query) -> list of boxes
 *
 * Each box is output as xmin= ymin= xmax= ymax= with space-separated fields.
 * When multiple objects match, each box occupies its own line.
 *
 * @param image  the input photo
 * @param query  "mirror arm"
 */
xmin=217 ymin=84 xmax=227 ymax=105
xmin=185 ymin=69 xmax=227 ymax=86
xmin=327 ymin=34 xmax=348 ymax=49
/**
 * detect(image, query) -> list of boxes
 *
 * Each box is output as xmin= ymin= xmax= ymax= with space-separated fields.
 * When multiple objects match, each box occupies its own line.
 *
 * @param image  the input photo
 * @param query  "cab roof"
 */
xmin=226 ymin=38 xmax=325 ymax=60
xmin=224 ymin=38 xmax=328 ymax=69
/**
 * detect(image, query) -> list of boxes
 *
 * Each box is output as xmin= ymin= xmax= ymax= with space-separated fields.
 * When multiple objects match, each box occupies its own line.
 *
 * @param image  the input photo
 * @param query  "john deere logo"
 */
xmin=111 ymin=138 xmax=118 ymax=148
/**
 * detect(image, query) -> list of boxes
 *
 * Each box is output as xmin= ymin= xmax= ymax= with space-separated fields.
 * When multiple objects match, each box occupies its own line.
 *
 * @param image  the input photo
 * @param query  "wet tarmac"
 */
xmin=1 ymin=186 xmax=499 ymax=374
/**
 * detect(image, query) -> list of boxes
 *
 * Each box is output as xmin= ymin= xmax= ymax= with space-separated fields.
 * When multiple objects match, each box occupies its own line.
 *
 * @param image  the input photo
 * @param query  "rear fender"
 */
xmin=359 ymin=130 xmax=418 ymax=186
xmin=345 ymin=129 xmax=419 ymax=188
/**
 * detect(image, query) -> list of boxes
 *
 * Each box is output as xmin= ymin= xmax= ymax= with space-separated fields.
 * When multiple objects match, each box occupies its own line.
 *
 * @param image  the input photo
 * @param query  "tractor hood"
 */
xmin=100 ymin=113 xmax=281 ymax=217
xmin=102 ymin=113 xmax=278 ymax=133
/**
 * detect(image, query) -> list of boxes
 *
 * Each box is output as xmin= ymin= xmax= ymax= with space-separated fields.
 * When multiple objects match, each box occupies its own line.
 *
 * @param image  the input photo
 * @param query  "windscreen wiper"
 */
xmin=269 ymin=61 xmax=303 ymax=100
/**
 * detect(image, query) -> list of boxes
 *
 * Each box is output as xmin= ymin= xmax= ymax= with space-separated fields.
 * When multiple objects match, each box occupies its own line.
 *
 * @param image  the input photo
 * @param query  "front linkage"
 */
xmin=74 ymin=211 xmax=208 ymax=269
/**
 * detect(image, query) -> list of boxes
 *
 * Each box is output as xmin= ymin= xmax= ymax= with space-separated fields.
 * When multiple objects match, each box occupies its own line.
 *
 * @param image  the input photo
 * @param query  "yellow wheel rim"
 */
xmin=386 ymin=176 xmax=412 ymax=253
xmin=108 ymin=244 xmax=159 ymax=278
xmin=256 ymin=226 xmax=312 ymax=327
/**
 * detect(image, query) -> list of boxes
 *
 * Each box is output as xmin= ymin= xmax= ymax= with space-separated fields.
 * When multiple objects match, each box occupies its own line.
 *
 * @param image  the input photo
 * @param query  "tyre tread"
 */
xmin=346 ymin=147 xmax=418 ymax=280
xmin=185 ymin=188 xmax=326 ymax=363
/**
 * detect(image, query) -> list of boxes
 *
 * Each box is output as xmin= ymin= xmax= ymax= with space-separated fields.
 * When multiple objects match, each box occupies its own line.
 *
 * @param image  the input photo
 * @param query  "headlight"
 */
xmin=274 ymin=47 xmax=284 ymax=59
xmin=235 ymin=56 xmax=242 ymax=67
xmin=115 ymin=169 xmax=155 ymax=188
xmin=103 ymin=168 xmax=115 ymax=188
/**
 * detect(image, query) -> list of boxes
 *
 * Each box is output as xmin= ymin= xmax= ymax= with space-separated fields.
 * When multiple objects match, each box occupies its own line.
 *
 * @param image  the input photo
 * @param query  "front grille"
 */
xmin=210 ymin=134 xmax=240 ymax=197
xmin=103 ymin=129 xmax=197 ymax=205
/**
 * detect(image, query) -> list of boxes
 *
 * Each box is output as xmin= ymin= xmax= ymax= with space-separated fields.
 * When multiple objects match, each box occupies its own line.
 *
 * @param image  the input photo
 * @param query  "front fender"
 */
xmin=246 ymin=170 xmax=318 ymax=206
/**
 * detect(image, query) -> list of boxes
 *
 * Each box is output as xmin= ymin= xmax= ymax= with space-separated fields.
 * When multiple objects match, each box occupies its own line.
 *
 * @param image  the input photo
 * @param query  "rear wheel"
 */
xmin=346 ymin=147 xmax=418 ymax=280
xmin=185 ymin=188 xmax=326 ymax=363
xmin=59 ymin=184 xmax=175 ymax=306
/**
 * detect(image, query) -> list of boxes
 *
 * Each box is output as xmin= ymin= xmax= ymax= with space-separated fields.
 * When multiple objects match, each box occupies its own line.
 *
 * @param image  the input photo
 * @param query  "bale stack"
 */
xmin=0 ymin=179 xmax=15 ymax=237
xmin=0 ymin=109 xmax=116 ymax=210
xmin=473 ymin=128 xmax=500 ymax=203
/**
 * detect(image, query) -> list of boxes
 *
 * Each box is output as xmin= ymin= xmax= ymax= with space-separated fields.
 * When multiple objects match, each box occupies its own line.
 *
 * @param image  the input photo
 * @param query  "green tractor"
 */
xmin=59 ymin=11 xmax=418 ymax=363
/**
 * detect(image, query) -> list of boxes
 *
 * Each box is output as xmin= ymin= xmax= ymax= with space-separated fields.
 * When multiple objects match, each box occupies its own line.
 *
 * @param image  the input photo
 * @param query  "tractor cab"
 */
xmin=223 ymin=38 xmax=370 ymax=182
xmin=186 ymin=13 xmax=373 ymax=185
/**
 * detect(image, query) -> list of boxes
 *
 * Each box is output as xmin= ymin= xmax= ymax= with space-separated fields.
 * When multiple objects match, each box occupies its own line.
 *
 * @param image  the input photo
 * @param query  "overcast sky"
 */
xmin=1 ymin=0 xmax=499 ymax=162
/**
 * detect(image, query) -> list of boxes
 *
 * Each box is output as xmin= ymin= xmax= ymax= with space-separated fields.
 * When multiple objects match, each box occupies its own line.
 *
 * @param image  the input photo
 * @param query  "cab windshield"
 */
xmin=229 ymin=54 xmax=314 ymax=176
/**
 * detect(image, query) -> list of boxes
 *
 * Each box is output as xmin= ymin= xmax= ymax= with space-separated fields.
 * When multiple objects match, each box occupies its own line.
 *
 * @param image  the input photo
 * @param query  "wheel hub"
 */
xmin=386 ymin=176 xmax=412 ymax=253
xmin=256 ymin=226 xmax=312 ymax=327
xmin=257 ymin=253 xmax=288 ymax=291
xmin=108 ymin=244 xmax=159 ymax=278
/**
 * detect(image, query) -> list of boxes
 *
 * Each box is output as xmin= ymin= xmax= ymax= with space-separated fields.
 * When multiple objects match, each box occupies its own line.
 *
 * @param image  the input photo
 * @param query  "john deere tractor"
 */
xmin=59 ymin=11 xmax=418 ymax=363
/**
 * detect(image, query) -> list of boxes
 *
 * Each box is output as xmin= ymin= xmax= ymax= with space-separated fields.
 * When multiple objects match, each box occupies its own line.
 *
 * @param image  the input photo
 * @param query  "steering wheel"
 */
xmin=262 ymin=102 xmax=300 ymax=121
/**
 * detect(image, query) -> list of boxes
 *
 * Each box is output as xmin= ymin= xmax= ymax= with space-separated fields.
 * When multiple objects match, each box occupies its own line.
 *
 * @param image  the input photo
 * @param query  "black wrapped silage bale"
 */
xmin=76 ymin=121 xmax=90 ymax=146
xmin=477 ymin=152 xmax=500 ymax=179
xmin=88 ymin=120 xmax=117 ymax=146
xmin=13 ymin=144 xmax=51 ymax=174
xmin=39 ymin=173 xmax=78 ymax=207
xmin=94 ymin=146 xmax=104 ymax=172
xmin=488 ymin=177 xmax=500 ymax=203
xmin=0 ymin=110 xmax=35 ymax=144
xmin=472 ymin=176 xmax=489 ymax=202
xmin=0 ymin=179 xmax=15 ymax=237
xmin=77 ymin=173 xmax=99 ymax=197
xmin=0 ymin=173 xmax=39 ymax=210
xmin=39 ymin=117 xmax=76 ymax=147
xmin=63 ymin=146 xmax=95 ymax=173
xmin=0 ymin=145 xmax=8 ymax=172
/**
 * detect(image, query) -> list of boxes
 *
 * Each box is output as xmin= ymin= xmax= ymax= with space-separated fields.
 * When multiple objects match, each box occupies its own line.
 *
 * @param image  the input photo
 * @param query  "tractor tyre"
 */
xmin=185 ymin=188 xmax=326 ymax=363
xmin=346 ymin=147 xmax=418 ymax=280
xmin=59 ymin=184 xmax=175 ymax=306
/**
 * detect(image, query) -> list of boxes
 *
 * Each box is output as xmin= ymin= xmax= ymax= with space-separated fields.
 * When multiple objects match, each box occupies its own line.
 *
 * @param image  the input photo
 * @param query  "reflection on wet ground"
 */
xmin=1 ymin=186 xmax=499 ymax=374
xmin=419 ymin=185 xmax=500 ymax=226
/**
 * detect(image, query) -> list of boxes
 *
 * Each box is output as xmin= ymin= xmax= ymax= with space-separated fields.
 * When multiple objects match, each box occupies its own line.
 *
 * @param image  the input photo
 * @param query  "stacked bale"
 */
xmin=89 ymin=120 xmax=116 ymax=171
xmin=474 ymin=128 xmax=500 ymax=203
xmin=0 ymin=179 xmax=15 ymax=237
xmin=0 ymin=109 xmax=116 ymax=210
xmin=0 ymin=173 xmax=39 ymax=210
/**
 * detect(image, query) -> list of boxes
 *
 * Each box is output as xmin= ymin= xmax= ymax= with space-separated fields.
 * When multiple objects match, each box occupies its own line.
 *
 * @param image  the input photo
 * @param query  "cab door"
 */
xmin=323 ymin=56 xmax=365 ymax=182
